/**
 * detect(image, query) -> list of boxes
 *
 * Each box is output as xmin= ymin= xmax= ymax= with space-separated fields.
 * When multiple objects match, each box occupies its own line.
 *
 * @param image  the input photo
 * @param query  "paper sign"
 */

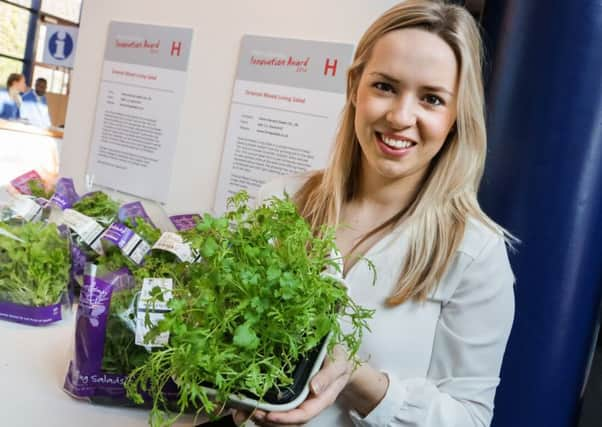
xmin=214 ymin=35 xmax=354 ymax=213
xmin=87 ymin=21 xmax=193 ymax=203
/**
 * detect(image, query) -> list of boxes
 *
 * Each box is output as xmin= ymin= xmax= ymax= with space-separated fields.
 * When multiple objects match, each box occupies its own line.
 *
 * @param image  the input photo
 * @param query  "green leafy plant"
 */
xmin=0 ymin=222 xmax=70 ymax=306
xmin=67 ymin=191 xmax=121 ymax=274
xmin=124 ymin=192 xmax=374 ymax=426
xmin=97 ymin=218 xmax=169 ymax=374
xmin=27 ymin=179 xmax=53 ymax=200
xmin=72 ymin=192 xmax=120 ymax=226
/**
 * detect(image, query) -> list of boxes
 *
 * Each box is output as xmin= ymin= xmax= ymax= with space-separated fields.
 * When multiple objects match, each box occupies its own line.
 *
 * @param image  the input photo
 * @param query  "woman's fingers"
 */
xmin=310 ymin=345 xmax=351 ymax=395
xmin=233 ymin=409 xmax=288 ymax=427
xmin=265 ymin=374 xmax=350 ymax=425
xmin=232 ymin=410 xmax=250 ymax=425
xmin=233 ymin=345 xmax=353 ymax=426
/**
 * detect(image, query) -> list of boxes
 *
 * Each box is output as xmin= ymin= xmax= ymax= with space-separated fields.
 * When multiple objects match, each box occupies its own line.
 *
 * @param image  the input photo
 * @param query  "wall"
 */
xmin=60 ymin=0 xmax=399 ymax=216
xmin=46 ymin=93 xmax=68 ymax=127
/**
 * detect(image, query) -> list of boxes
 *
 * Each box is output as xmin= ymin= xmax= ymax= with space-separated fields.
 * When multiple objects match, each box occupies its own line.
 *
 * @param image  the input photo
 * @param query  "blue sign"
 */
xmin=48 ymin=30 xmax=74 ymax=60
xmin=43 ymin=24 xmax=78 ymax=68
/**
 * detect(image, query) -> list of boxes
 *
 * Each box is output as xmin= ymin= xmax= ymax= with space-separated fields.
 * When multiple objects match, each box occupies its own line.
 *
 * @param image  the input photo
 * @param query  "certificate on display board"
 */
xmin=214 ymin=35 xmax=354 ymax=214
xmin=87 ymin=22 xmax=193 ymax=203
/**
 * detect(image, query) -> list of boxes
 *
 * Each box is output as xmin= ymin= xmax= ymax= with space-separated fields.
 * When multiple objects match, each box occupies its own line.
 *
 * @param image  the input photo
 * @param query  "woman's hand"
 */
xmin=232 ymin=345 xmax=353 ymax=426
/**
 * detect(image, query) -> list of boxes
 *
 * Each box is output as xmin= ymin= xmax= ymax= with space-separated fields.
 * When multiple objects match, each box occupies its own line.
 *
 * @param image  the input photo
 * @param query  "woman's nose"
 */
xmin=385 ymin=95 xmax=417 ymax=128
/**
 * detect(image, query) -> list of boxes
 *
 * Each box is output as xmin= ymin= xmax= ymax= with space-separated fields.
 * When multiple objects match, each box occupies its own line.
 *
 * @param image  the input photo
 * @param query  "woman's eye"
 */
xmin=423 ymin=94 xmax=444 ymax=106
xmin=373 ymin=82 xmax=395 ymax=93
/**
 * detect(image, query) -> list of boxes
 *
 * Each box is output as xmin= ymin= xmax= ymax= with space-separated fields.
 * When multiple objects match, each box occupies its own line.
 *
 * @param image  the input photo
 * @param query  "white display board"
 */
xmin=214 ymin=35 xmax=353 ymax=213
xmin=59 ymin=0 xmax=399 ymax=215
xmin=87 ymin=22 xmax=193 ymax=203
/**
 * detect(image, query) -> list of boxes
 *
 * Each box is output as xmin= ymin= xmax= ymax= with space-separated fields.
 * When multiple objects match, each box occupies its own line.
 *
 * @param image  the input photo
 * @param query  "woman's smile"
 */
xmin=375 ymin=131 xmax=417 ymax=157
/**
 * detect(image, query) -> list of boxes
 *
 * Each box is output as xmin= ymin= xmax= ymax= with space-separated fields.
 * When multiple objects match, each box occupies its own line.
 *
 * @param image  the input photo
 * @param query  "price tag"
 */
xmin=10 ymin=196 xmax=43 ymax=222
xmin=63 ymin=209 xmax=105 ymax=255
xmin=152 ymin=232 xmax=199 ymax=262
xmin=135 ymin=278 xmax=173 ymax=348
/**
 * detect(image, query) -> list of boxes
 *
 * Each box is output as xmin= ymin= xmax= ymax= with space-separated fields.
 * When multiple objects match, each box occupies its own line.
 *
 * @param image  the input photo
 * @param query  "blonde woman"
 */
xmin=234 ymin=1 xmax=515 ymax=426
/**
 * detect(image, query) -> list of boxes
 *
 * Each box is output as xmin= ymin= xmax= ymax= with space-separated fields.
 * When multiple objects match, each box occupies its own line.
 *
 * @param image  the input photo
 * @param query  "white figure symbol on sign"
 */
xmin=54 ymin=31 xmax=67 ymax=59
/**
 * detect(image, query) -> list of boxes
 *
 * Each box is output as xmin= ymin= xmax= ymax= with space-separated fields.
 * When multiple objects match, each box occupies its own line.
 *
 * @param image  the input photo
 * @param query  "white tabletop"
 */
xmin=0 ymin=308 xmax=199 ymax=427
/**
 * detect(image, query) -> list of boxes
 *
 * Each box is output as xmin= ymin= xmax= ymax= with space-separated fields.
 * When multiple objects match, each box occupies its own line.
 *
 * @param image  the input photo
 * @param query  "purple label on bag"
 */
xmin=118 ymin=202 xmax=155 ymax=227
xmin=62 ymin=267 xmax=183 ymax=403
xmin=58 ymin=224 xmax=69 ymax=237
xmin=63 ymin=361 xmax=180 ymax=401
xmin=50 ymin=178 xmax=80 ymax=210
xmin=35 ymin=197 xmax=50 ymax=209
xmin=75 ymin=273 xmax=114 ymax=374
xmin=169 ymin=214 xmax=201 ymax=231
xmin=63 ymin=267 xmax=138 ymax=400
xmin=63 ymin=360 xmax=129 ymax=399
xmin=71 ymin=243 xmax=87 ymax=278
xmin=102 ymin=223 xmax=151 ymax=265
xmin=102 ymin=223 xmax=135 ymax=249
xmin=0 ymin=300 xmax=62 ymax=325
xmin=10 ymin=170 xmax=42 ymax=195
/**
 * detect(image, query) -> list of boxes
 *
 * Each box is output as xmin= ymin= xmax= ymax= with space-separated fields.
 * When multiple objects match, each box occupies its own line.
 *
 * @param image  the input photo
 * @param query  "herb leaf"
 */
xmin=0 ymin=222 xmax=70 ymax=306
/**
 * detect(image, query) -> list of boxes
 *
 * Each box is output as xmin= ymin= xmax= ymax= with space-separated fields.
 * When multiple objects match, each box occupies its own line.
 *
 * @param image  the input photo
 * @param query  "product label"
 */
xmin=135 ymin=278 xmax=173 ymax=347
xmin=9 ymin=196 xmax=43 ymax=222
xmin=118 ymin=201 xmax=155 ymax=227
xmin=169 ymin=214 xmax=201 ymax=231
xmin=10 ymin=170 xmax=42 ymax=195
xmin=135 ymin=312 xmax=170 ymax=348
xmin=123 ymin=235 xmax=151 ymax=265
xmin=50 ymin=178 xmax=80 ymax=210
xmin=79 ymin=270 xmax=113 ymax=329
xmin=63 ymin=209 xmax=105 ymax=255
xmin=152 ymin=231 xmax=198 ymax=262
xmin=0 ymin=300 xmax=62 ymax=325
xmin=102 ymin=222 xmax=151 ymax=264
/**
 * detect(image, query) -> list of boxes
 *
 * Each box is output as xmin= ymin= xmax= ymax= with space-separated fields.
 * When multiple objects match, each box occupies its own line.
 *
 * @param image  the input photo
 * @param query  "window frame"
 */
xmin=0 ymin=0 xmax=80 ymax=94
xmin=0 ymin=0 xmax=36 ymax=78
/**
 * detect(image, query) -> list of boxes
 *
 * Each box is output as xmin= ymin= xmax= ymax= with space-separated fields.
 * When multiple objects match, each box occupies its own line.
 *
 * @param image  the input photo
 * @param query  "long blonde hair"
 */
xmin=295 ymin=0 xmax=513 ymax=305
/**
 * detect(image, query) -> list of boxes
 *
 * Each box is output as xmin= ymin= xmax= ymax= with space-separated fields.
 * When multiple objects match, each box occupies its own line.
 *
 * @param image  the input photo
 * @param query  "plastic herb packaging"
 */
xmin=2 ymin=170 xmax=55 ymax=223
xmin=9 ymin=170 xmax=54 ymax=200
xmin=49 ymin=181 xmax=124 ymax=292
xmin=0 ymin=221 xmax=71 ymax=325
xmin=64 ymin=215 xmax=186 ymax=405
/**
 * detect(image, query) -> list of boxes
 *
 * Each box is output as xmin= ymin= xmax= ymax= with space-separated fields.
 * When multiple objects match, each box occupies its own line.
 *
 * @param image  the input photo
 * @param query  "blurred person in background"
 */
xmin=0 ymin=73 xmax=27 ymax=120
xmin=21 ymin=77 xmax=52 ymax=128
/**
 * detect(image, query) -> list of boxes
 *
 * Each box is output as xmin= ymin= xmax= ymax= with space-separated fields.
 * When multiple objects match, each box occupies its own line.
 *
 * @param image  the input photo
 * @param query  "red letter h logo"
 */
xmin=324 ymin=58 xmax=338 ymax=76
xmin=171 ymin=41 xmax=182 ymax=56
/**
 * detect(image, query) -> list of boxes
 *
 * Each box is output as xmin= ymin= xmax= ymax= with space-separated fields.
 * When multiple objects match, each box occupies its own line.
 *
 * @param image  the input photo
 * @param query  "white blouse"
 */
xmin=257 ymin=175 xmax=515 ymax=427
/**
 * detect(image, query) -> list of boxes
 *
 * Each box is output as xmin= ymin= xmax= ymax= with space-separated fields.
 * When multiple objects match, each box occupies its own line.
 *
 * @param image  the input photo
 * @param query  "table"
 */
xmin=0 ymin=119 xmax=61 ymax=189
xmin=0 ymin=308 xmax=199 ymax=427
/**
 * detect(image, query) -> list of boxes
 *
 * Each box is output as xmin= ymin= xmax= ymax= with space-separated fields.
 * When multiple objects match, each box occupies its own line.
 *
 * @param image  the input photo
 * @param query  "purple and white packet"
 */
xmin=102 ymin=222 xmax=151 ymax=265
xmin=9 ymin=170 xmax=43 ymax=195
xmin=63 ymin=265 xmax=179 ymax=405
xmin=119 ymin=202 xmax=155 ymax=227
xmin=50 ymin=178 xmax=80 ymax=210
xmin=169 ymin=214 xmax=201 ymax=231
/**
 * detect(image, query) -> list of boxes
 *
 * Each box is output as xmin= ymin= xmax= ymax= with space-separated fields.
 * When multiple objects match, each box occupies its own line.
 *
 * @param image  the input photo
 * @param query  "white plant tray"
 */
xmin=203 ymin=332 xmax=331 ymax=413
